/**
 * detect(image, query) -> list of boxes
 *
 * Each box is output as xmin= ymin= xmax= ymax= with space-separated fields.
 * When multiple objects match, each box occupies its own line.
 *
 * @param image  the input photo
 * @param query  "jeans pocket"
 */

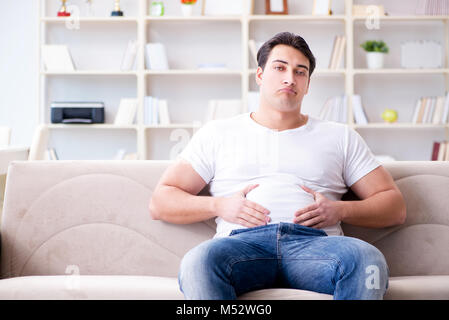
xmin=292 ymin=223 xmax=328 ymax=237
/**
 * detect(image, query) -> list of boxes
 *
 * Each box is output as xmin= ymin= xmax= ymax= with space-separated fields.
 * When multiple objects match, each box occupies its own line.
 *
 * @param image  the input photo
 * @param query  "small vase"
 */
xmin=366 ymin=52 xmax=385 ymax=69
xmin=181 ymin=4 xmax=193 ymax=16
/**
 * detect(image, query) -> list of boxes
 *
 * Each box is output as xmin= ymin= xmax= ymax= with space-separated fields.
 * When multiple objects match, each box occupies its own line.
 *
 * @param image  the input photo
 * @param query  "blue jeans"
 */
xmin=178 ymin=222 xmax=389 ymax=300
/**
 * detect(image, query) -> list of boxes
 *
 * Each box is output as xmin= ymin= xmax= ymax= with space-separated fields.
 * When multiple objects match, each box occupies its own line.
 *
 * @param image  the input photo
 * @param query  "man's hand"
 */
xmin=293 ymin=185 xmax=344 ymax=229
xmin=215 ymin=184 xmax=271 ymax=228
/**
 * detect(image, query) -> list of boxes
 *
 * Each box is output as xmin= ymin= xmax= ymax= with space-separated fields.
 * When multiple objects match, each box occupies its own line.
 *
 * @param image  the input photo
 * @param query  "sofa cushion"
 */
xmin=384 ymin=276 xmax=449 ymax=300
xmin=0 ymin=275 xmax=184 ymax=300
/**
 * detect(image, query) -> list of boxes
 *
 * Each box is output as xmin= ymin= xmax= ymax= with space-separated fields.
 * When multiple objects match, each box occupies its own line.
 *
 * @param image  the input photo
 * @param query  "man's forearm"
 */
xmin=339 ymin=189 xmax=406 ymax=228
xmin=149 ymin=185 xmax=217 ymax=224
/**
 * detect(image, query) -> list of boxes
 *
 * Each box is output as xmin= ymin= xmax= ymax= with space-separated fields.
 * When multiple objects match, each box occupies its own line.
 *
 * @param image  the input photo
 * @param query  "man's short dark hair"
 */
xmin=257 ymin=32 xmax=316 ymax=77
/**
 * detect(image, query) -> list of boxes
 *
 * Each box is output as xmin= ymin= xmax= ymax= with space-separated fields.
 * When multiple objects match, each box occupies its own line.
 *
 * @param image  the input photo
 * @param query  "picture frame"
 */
xmin=265 ymin=0 xmax=288 ymax=15
xmin=312 ymin=0 xmax=332 ymax=15
xmin=202 ymin=0 xmax=254 ymax=16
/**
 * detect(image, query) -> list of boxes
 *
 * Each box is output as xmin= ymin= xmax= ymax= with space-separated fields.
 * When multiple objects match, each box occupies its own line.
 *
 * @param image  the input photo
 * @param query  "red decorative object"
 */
xmin=181 ymin=0 xmax=197 ymax=4
xmin=57 ymin=11 xmax=71 ymax=17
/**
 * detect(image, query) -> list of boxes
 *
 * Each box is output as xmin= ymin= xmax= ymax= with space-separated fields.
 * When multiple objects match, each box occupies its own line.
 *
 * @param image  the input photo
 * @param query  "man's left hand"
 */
xmin=293 ymin=185 xmax=345 ymax=229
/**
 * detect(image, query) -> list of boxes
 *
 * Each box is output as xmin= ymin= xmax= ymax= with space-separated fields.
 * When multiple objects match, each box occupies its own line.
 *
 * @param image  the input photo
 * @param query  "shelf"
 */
xmin=248 ymin=68 xmax=346 ymax=75
xmin=146 ymin=16 xmax=242 ymax=22
xmin=41 ymin=17 xmax=138 ymax=23
xmin=353 ymin=15 xmax=449 ymax=21
xmin=354 ymin=123 xmax=448 ymax=129
xmin=249 ymin=15 xmax=346 ymax=21
xmin=145 ymin=69 xmax=243 ymax=75
xmin=41 ymin=70 xmax=138 ymax=76
xmin=144 ymin=123 xmax=203 ymax=129
xmin=47 ymin=124 xmax=138 ymax=130
xmin=37 ymin=0 xmax=449 ymax=161
xmin=353 ymin=69 xmax=449 ymax=75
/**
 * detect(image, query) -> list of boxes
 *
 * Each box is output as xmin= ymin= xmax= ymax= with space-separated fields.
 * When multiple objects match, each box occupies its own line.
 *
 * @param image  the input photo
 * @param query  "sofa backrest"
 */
xmin=1 ymin=161 xmax=448 ymax=279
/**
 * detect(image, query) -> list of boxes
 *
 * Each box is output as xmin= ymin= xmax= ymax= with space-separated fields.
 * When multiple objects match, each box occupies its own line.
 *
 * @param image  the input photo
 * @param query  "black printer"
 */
xmin=51 ymin=101 xmax=105 ymax=124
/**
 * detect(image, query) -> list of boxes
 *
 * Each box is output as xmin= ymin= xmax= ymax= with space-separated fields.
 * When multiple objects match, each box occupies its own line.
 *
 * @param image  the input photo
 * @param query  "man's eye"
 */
xmin=296 ymin=71 xmax=305 ymax=75
xmin=275 ymin=66 xmax=283 ymax=70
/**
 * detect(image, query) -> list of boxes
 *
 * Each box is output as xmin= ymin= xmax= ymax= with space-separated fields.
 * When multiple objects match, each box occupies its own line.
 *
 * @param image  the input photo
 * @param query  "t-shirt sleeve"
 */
xmin=176 ymin=123 xmax=215 ymax=184
xmin=343 ymin=126 xmax=381 ymax=187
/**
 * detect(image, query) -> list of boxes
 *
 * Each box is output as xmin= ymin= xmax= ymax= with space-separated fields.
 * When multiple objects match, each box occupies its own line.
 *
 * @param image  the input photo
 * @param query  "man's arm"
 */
xmin=149 ymin=159 xmax=216 ymax=224
xmin=339 ymin=165 xmax=406 ymax=228
xmin=294 ymin=165 xmax=406 ymax=229
xmin=149 ymin=159 xmax=270 ymax=226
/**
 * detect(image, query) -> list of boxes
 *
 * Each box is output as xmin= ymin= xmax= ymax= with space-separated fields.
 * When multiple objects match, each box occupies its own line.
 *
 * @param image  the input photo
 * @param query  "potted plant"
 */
xmin=360 ymin=40 xmax=389 ymax=69
xmin=181 ymin=0 xmax=197 ymax=16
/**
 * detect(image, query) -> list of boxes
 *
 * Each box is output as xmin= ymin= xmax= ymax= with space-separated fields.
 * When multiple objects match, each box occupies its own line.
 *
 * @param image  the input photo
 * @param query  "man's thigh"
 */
xmin=279 ymin=234 xmax=386 ymax=295
xmin=180 ymin=225 xmax=279 ymax=296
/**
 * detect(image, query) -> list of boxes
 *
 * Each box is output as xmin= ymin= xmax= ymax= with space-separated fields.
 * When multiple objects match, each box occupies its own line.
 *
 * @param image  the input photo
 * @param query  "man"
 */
xmin=149 ymin=32 xmax=406 ymax=300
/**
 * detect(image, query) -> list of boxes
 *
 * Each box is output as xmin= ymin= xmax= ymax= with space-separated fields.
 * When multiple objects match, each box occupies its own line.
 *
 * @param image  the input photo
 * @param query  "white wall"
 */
xmin=0 ymin=1 xmax=38 ymax=147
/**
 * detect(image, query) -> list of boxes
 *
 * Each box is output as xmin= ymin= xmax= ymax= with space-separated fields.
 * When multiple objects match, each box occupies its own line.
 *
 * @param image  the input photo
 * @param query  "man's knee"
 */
xmin=340 ymin=238 xmax=389 ymax=288
xmin=178 ymin=239 xmax=230 ymax=287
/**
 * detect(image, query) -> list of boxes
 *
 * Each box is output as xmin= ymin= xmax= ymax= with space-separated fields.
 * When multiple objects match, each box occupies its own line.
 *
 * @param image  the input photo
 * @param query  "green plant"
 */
xmin=360 ymin=40 xmax=389 ymax=53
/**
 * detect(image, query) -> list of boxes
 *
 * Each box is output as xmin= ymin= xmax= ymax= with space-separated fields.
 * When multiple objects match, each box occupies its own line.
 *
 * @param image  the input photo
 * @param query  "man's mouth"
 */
xmin=279 ymin=88 xmax=296 ymax=95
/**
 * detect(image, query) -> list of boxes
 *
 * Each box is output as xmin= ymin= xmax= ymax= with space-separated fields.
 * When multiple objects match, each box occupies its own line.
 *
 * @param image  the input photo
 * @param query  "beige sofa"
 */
xmin=0 ymin=160 xmax=448 ymax=300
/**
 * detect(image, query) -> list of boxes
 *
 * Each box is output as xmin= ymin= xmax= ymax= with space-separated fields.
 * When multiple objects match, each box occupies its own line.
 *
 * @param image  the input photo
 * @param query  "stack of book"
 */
xmin=121 ymin=40 xmax=138 ymax=71
xmin=114 ymin=99 xmax=137 ymax=125
xmin=319 ymin=94 xmax=369 ymax=124
xmin=248 ymin=40 xmax=263 ymax=66
xmin=144 ymin=96 xmax=171 ymax=125
xmin=416 ymin=0 xmax=449 ymax=15
xmin=145 ymin=43 xmax=169 ymax=70
xmin=204 ymin=100 xmax=242 ymax=124
xmin=411 ymin=93 xmax=449 ymax=124
xmin=328 ymin=36 xmax=346 ymax=69
xmin=431 ymin=141 xmax=449 ymax=160
xmin=42 ymin=45 xmax=76 ymax=72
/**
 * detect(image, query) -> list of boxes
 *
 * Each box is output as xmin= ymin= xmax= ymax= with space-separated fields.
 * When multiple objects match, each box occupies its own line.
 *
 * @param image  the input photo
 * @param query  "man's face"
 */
xmin=256 ymin=44 xmax=311 ymax=113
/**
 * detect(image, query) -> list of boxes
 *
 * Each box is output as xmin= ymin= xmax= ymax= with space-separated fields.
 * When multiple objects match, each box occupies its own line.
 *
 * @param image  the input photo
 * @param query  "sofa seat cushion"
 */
xmin=0 ymin=275 xmax=184 ymax=300
xmin=385 ymin=276 xmax=449 ymax=300
xmin=238 ymin=289 xmax=333 ymax=300
xmin=2 ymin=275 xmax=448 ymax=300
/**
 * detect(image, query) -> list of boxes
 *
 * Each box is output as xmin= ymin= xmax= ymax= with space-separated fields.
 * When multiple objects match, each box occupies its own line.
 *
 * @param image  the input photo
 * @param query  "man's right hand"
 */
xmin=214 ymin=184 xmax=271 ymax=228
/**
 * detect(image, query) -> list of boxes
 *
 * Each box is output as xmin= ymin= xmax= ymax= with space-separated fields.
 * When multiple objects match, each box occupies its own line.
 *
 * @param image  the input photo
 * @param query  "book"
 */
xmin=42 ymin=45 xmax=75 ymax=72
xmin=411 ymin=98 xmax=422 ymax=124
xmin=205 ymin=100 xmax=242 ymax=123
xmin=416 ymin=97 xmax=427 ymax=123
xmin=432 ymin=96 xmax=444 ymax=124
xmin=145 ymin=43 xmax=169 ymax=70
xmin=120 ymin=40 xmax=138 ymax=71
xmin=46 ymin=148 xmax=59 ymax=160
xmin=157 ymin=99 xmax=171 ymax=125
xmin=114 ymin=148 xmax=127 ymax=160
xmin=144 ymin=96 xmax=152 ymax=125
xmin=438 ymin=141 xmax=447 ymax=161
xmin=352 ymin=95 xmax=368 ymax=125
xmin=442 ymin=92 xmax=449 ymax=123
xmin=431 ymin=142 xmax=440 ymax=160
xmin=114 ymin=98 xmax=138 ymax=125
xmin=328 ymin=36 xmax=340 ymax=69
xmin=248 ymin=40 xmax=258 ymax=66
xmin=334 ymin=36 xmax=346 ymax=69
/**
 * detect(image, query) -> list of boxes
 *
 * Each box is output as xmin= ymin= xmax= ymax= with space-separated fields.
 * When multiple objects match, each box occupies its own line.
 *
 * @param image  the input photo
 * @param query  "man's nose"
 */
xmin=283 ymin=73 xmax=296 ymax=86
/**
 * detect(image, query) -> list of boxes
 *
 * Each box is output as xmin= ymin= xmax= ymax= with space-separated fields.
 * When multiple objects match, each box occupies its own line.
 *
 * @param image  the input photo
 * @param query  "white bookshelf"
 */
xmin=35 ymin=0 xmax=449 ymax=161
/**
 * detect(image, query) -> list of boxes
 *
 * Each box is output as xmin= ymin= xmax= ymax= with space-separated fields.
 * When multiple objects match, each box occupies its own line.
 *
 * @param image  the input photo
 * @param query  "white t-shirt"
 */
xmin=178 ymin=112 xmax=381 ymax=238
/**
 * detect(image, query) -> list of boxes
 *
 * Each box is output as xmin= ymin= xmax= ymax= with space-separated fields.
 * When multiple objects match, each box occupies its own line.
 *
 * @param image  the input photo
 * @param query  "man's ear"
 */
xmin=255 ymin=66 xmax=263 ymax=86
